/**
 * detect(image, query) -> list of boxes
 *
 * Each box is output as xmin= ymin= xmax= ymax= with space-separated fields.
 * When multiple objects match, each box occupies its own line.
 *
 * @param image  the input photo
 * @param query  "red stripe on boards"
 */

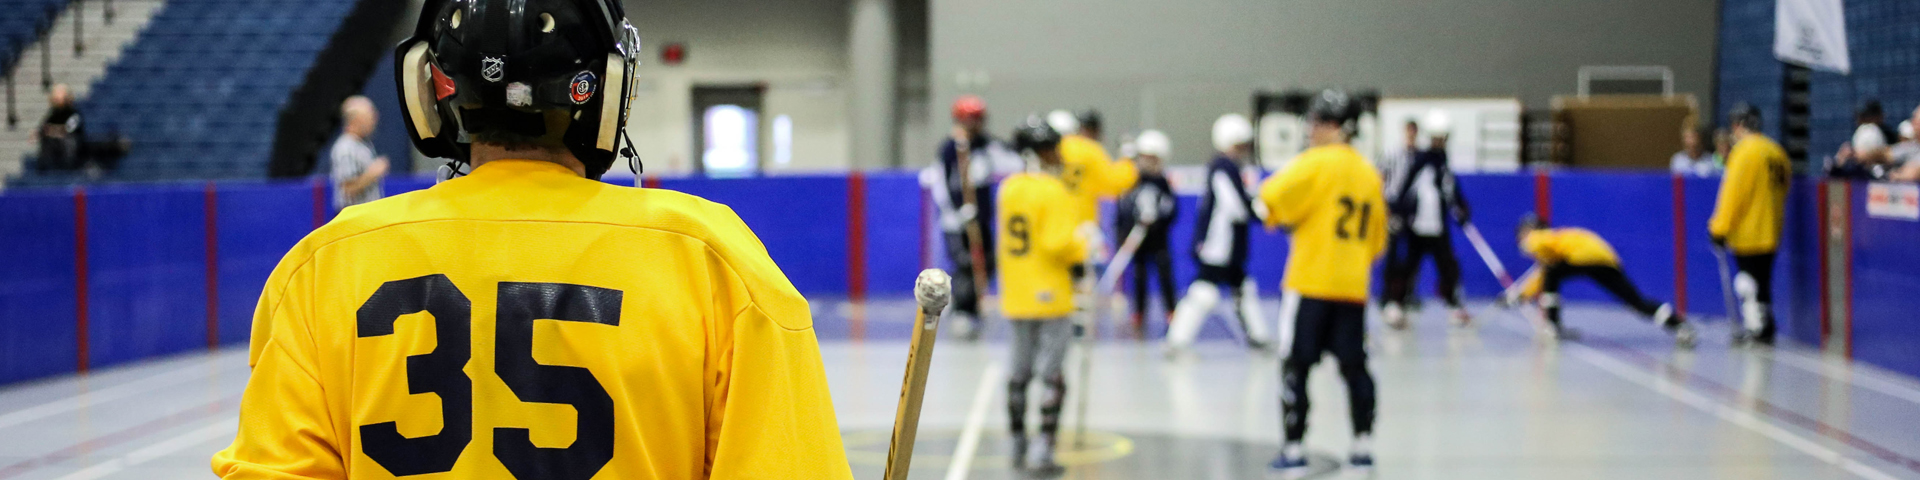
xmin=73 ymin=190 xmax=89 ymax=373
xmin=205 ymin=184 xmax=220 ymax=349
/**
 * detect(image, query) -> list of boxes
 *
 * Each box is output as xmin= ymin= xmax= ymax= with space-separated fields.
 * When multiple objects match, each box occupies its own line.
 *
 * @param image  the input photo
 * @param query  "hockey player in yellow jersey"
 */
xmin=1049 ymin=109 xmax=1139 ymax=226
xmin=1505 ymin=214 xmax=1698 ymax=348
xmin=211 ymin=1 xmax=852 ymax=479
xmin=997 ymin=117 xmax=1101 ymax=475
xmin=1257 ymin=90 xmax=1386 ymax=476
xmin=1711 ymin=103 xmax=1791 ymax=345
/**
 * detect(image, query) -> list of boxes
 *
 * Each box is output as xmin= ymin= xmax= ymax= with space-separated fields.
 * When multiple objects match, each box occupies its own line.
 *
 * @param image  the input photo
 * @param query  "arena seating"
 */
xmin=0 ymin=0 xmax=69 ymax=73
xmin=74 ymin=0 xmax=354 ymax=180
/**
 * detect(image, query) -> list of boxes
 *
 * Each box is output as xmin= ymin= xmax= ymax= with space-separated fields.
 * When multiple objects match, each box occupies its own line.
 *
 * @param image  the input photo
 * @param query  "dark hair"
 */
xmin=1859 ymin=100 xmax=1885 ymax=120
xmin=470 ymin=130 xmax=568 ymax=154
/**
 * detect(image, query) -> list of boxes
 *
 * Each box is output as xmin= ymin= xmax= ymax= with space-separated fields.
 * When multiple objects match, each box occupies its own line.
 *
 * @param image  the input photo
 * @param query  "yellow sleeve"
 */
xmin=1259 ymin=161 xmax=1315 ymax=229
xmin=213 ymin=268 xmax=346 ymax=480
xmin=1042 ymin=186 xmax=1090 ymax=264
xmin=707 ymin=303 xmax=853 ymax=479
xmin=1097 ymin=156 xmax=1139 ymax=197
xmin=1709 ymin=144 xmax=1757 ymax=239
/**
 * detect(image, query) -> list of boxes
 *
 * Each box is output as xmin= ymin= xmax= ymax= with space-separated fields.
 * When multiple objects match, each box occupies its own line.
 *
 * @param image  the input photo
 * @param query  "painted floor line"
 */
xmin=0 ymin=360 xmax=224 ymax=431
xmin=945 ymin=361 xmax=1003 ymax=480
xmin=1764 ymin=347 xmax=1920 ymax=407
xmin=53 ymin=419 xmax=238 ymax=480
xmin=0 ymin=396 xmax=240 ymax=479
xmin=1567 ymin=345 xmax=1899 ymax=480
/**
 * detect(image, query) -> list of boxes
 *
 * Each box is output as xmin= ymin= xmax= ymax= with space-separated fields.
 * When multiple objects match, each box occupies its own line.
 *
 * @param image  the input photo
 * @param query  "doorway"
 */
xmin=692 ymin=85 xmax=766 ymax=177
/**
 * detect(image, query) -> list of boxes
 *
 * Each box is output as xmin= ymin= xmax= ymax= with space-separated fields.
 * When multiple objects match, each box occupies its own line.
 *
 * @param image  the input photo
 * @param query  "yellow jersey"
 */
xmin=997 ymin=171 xmax=1088 ymax=320
xmin=1258 ymin=144 xmax=1387 ymax=303
xmin=1058 ymin=135 xmax=1139 ymax=226
xmin=1710 ymin=135 xmax=1790 ymax=255
xmin=212 ymin=160 xmax=852 ymax=480
xmin=1521 ymin=227 xmax=1621 ymax=267
xmin=1517 ymin=227 xmax=1624 ymax=297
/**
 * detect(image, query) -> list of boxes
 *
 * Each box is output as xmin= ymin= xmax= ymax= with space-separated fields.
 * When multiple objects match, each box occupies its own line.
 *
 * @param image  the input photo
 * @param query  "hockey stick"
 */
xmin=1711 ymin=246 xmax=1742 ymax=330
xmin=955 ymin=138 xmax=992 ymax=337
xmin=883 ymin=270 xmax=952 ymax=480
xmin=1460 ymin=223 xmax=1514 ymax=287
xmin=1095 ymin=225 xmax=1148 ymax=302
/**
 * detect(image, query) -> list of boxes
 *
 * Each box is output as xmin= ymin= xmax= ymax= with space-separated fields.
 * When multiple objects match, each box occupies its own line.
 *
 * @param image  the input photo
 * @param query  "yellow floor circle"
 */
xmin=843 ymin=429 xmax=1134 ymax=468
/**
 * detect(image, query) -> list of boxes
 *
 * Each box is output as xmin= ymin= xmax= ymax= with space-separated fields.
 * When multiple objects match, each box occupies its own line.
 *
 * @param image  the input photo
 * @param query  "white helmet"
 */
xmin=1213 ymin=114 xmax=1254 ymax=153
xmin=1136 ymin=130 xmax=1171 ymax=158
xmin=1854 ymin=124 xmax=1889 ymax=153
xmin=1901 ymin=120 xmax=1914 ymax=141
xmin=1422 ymin=110 xmax=1453 ymax=139
xmin=1047 ymin=110 xmax=1081 ymax=136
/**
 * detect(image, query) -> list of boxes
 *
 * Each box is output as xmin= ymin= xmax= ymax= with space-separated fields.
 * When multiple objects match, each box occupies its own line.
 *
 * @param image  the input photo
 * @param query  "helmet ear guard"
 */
xmin=395 ymin=0 xmax=642 ymax=181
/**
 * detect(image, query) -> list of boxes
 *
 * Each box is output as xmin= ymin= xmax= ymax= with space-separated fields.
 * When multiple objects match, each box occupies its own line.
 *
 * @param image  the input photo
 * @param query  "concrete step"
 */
xmin=2 ymin=0 xmax=169 ymax=185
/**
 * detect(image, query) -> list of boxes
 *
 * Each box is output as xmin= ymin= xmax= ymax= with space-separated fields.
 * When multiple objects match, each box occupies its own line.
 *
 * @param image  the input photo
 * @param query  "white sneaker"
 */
xmin=1382 ymin=303 xmax=1408 ymax=330
xmin=1449 ymin=307 xmax=1473 ymax=328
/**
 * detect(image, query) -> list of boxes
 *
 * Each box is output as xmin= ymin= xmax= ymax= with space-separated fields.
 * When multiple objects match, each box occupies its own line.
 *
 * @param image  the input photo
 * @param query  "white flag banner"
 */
xmin=1775 ymin=0 xmax=1851 ymax=74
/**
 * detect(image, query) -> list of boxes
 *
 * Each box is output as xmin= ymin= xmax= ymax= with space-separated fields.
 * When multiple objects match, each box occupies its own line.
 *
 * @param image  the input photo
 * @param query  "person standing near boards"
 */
xmin=1712 ymin=103 xmax=1790 ymax=345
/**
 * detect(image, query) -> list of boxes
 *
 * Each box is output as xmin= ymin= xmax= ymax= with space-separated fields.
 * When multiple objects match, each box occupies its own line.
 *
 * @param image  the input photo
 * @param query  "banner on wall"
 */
xmin=1867 ymin=183 xmax=1920 ymax=221
xmin=1774 ymin=0 xmax=1851 ymax=74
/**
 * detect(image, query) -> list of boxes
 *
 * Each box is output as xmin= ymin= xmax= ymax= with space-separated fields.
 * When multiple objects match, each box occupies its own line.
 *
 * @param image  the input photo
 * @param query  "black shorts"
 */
xmin=1196 ymin=263 xmax=1247 ymax=286
xmin=1279 ymin=293 xmax=1368 ymax=366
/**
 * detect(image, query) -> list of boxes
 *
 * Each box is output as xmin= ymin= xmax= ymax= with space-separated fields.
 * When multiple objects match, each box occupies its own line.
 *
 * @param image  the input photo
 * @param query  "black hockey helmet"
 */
xmin=1013 ymin=115 xmax=1061 ymax=154
xmin=1728 ymin=102 xmax=1763 ymax=131
xmin=1075 ymin=108 xmax=1103 ymax=134
xmin=1517 ymin=213 xmax=1547 ymax=236
xmin=394 ymin=0 xmax=642 ymax=180
xmin=1307 ymin=89 xmax=1358 ymax=129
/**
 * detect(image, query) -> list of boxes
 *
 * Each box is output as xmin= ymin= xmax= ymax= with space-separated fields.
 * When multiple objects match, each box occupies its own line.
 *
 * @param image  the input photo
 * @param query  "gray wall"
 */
xmin=623 ymin=0 xmax=854 ymax=174
xmin=932 ymin=0 xmax=1720 ymax=165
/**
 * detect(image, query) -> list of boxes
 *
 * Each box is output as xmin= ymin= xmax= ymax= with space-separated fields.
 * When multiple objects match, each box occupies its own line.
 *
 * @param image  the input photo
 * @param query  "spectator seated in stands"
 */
xmin=33 ymin=84 xmax=129 ymax=175
xmin=1890 ymin=107 xmax=1920 ymax=182
xmin=1670 ymin=125 xmax=1718 ymax=176
xmin=1831 ymin=124 xmax=1894 ymax=180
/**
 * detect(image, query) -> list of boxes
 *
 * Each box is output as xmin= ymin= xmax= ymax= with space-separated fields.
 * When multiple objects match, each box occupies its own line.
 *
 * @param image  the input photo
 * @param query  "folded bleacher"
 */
xmin=77 ymin=0 xmax=354 ymax=180
xmin=0 ymin=0 xmax=69 ymax=75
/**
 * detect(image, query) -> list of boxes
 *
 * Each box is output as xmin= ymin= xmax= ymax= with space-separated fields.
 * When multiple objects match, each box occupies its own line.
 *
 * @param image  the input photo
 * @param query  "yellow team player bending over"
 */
xmin=998 ymin=116 xmax=1106 ymax=475
xmin=1505 ymin=214 xmax=1698 ymax=348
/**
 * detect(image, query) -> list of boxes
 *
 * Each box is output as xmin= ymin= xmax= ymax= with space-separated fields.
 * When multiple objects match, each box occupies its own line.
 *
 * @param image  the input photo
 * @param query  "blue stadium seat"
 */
xmin=30 ymin=0 xmax=362 ymax=182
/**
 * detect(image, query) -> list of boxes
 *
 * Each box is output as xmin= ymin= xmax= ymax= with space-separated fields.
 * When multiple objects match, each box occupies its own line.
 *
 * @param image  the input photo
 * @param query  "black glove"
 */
xmin=1710 ymin=235 xmax=1728 ymax=251
xmin=1453 ymin=207 xmax=1471 ymax=226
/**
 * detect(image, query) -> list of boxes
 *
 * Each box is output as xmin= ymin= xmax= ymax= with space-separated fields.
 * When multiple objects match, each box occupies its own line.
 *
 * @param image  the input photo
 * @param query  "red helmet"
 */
xmin=952 ymin=95 xmax=986 ymax=121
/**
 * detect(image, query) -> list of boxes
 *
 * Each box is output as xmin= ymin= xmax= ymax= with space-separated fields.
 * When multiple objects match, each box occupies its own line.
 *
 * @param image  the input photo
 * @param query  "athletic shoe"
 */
xmin=1672 ymin=323 xmax=1698 ymax=349
xmin=1547 ymin=324 xmax=1581 ymax=342
xmin=1350 ymin=434 xmax=1375 ymax=471
xmin=1161 ymin=344 xmax=1193 ymax=361
xmin=1382 ymin=303 xmax=1408 ymax=330
xmin=1030 ymin=434 xmax=1064 ymax=476
xmin=1010 ymin=433 xmax=1028 ymax=470
xmin=1449 ymin=307 xmax=1473 ymax=328
xmin=950 ymin=315 xmax=980 ymax=341
xmin=1268 ymin=443 xmax=1311 ymax=477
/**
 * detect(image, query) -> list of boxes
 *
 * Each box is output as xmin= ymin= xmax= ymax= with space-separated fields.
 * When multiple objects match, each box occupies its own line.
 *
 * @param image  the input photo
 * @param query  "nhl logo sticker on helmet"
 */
xmin=571 ymin=71 xmax=598 ymax=104
xmin=481 ymin=56 xmax=506 ymax=83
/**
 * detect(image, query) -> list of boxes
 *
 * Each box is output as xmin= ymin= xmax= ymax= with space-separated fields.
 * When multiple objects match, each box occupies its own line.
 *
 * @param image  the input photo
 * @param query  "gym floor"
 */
xmin=2 ymin=299 xmax=1918 ymax=480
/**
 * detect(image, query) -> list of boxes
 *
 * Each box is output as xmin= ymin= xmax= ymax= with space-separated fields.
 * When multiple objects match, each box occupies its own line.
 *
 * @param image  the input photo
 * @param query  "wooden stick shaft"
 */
xmin=956 ymin=144 xmax=992 ymax=301
xmin=882 ymin=304 xmax=942 ymax=480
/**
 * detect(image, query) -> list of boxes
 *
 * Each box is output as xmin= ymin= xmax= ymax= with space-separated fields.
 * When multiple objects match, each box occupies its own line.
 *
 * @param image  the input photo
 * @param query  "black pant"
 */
xmin=1281 ymin=296 xmax=1375 ymax=442
xmin=944 ymin=231 xmax=991 ymax=317
xmin=1736 ymin=252 xmax=1777 ymax=335
xmin=1130 ymin=245 xmax=1177 ymax=322
xmin=1540 ymin=264 xmax=1663 ymax=326
xmin=1383 ymin=233 xmax=1463 ymax=308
